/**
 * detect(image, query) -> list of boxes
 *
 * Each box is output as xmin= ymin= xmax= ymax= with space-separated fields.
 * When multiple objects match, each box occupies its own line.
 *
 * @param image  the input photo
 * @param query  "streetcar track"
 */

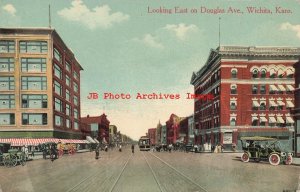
xmin=148 ymin=152 xmax=209 ymax=192
xmin=109 ymin=154 xmax=133 ymax=192
xmin=66 ymin=151 xmax=129 ymax=192
xmin=142 ymin=152 xmax=164 ymax=192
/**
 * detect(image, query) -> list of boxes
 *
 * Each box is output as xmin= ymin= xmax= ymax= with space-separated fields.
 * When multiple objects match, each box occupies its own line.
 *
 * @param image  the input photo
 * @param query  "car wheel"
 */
xmin=241 ymin=152 xmax=249 ymax=162
xmin=284 ymin=155 xmax=293 ymax=165
xmin=269 ymin=154 xmax=280 ymax=165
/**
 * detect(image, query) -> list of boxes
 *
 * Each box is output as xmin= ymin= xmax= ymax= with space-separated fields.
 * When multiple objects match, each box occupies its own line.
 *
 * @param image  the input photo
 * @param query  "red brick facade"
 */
xmin=294 ymin=60 xmax=300 ymax=157
xmin=81 ymin=114 xmax=110 ymax=143
xmin=191 ymin=46 xmax=300 ymax=148
xmin=148 ymin=128 xmax=156 ymax=146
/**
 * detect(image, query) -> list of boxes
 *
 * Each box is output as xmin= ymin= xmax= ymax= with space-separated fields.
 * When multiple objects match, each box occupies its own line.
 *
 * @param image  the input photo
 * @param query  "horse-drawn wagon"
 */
xmin=0 ymin=143 xmax=26 ymax=167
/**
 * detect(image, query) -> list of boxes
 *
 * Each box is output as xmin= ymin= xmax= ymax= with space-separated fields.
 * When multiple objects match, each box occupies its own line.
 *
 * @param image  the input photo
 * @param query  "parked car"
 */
xmin=240 ymin=136 xmax=293 ymax=166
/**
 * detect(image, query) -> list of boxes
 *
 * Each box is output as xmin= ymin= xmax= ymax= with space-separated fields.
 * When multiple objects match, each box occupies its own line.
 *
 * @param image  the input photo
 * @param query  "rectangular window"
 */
xmin=54 ymin=48 xmax=62 ymax=63
xmin=22 ymin=94 xmax=47 ymax=108
xmin=73 ymin=71 xmax=79 ymax=80
xmin=260 ymin=85 xmax=266 ymax=94
xmin=20 ymin=41 xmax=48 ymax=53
xmin=54 ymin=64 xmax=62 ymax=79
xmin=21 ymin=76 xmax=47 ymax=90
xmin=66 ymin=61 xmax=71 ymax=72
xmin=0 ymin=40 xmax=15 ymax=53
xmin=0 ymin=76 xmax=15 ymax=90
xmin=66 ymin=119 xmax=70 ymax=128
xmin=22 ymin=113 xmax=47 ymax=125
xmin=74 ymin=108 xmax=78 ymax=119
xmin=73 ymin=82 xmax=78 ymax=93
xmin=74 ymin=121 xmax=79 ymax=130
xmin=54 ymin=81 xmax=62 ymax=96
xmin=66 ymin=89 xmax=70 ymax=101
xmin=73 ymin=95 xmax=78 ymax=106
xmin=0 ymin=58 xmax=14 ymax=72
xmin=0 ymin=113 xmax=15 ymax=125
xmin=66 ymin=104 xmax=71 ymax=116
xmin=0 ymin=95 xmax=15 ymax=109
xmin=55 ymin=115 xmax=63 ymax=127
xmin=54 ymin=98 xmax=63 ymax=112
xmin=65 ymin=75 xmax=70 ymax=87
xmin=21 ymin=58 xmax=46 ymax=72
xmin=252 ymin=85 xmax=258 ymax=94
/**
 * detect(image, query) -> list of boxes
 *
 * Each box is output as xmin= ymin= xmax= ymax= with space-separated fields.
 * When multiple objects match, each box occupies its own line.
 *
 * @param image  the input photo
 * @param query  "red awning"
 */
xmin=0 ymin=138 xmax=88 ymax=146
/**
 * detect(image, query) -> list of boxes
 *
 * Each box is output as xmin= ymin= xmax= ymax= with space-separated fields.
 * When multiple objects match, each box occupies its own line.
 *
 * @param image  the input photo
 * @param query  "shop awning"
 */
xmin=286 ymin=116 xmax=295 ymax=123
xmin=86 ymin=136 xmax=96 ymax=143
xmin=252 ymin=101 xmax=260 ymax=107
xmin=252 ymin=116 xmax=258 ymax=122
xmin=277 ymin=85 xmax=286 ymax=91
xmin=0 ymin=138 xmax=88 ymax=146
xmin=269 ymin=117 xmax=277 ymax=123
xmin=94 ymin=138 xmax=100 ymax=143
xmin=286 ymin=101 xmax=295 ymax=108
xmin=269 ymin=100 xmax=278 ymax=107
xmin=277 ymin=116 xmax=285 ymax=124
xmin=286 ymin=85 xmax=294 ymax=91
xmin=269 ymin=85 xmax=278 ymax=91
xmin=260 ymin=116 xmax=267 ymax=122
xmin=277 ymin=100 xmax=285 ymax=106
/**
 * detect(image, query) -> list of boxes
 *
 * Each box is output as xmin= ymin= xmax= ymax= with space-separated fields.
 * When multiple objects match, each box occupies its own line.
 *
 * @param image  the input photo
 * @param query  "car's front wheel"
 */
xmin=241 ymin=152 xmax=250 ymax=162
xmin=284 ymin=155 xmax=293 ymax=165
xmin=269 ymin=153 xmax=280 ymax=165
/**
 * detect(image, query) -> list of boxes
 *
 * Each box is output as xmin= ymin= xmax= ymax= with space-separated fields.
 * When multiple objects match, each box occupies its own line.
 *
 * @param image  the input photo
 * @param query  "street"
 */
xmin=0 ymin=147 xmax=299 ymax=192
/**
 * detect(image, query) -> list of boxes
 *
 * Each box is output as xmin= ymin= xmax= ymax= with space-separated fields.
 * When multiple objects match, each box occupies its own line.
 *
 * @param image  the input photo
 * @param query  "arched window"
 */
xmin=230 ymin=84 xmax=237 ymax=94
xmin=270 ymin=68 xmax=276 ymax=78
xmin=230 ymin=117 xmax=236 ymax=126
xmin=260 ymin=69 xmax=267 ymax=78
xmin=277 ymin=69 xmax=284 ymax=78
xmin=252 ymin=69 xmax=258 ymax=78
xmin=252 ymin=116 xmax=258 ymax=126
xmin=231 ymin=69 xmax=237 ymax=79
xmin=286 ymin=69 xmax=294 ymax=78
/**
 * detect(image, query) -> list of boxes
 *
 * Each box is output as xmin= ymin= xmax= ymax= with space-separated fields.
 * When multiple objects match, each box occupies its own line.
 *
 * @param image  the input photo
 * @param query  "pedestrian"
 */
xmin=95 ymin=144 xmax=100 ymax=159
xmin=105 ymin=145 xmax=108 ymax=152
xmin=119 ymin=144 xmax=122 ymax=152
xmin=131 ymin=144 xmax=134 ymax=154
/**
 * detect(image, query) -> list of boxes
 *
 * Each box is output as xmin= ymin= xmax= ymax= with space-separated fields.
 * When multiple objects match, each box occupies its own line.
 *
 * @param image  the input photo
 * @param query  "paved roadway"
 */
xmin=0 ymin=147 xmax=299 ymax=192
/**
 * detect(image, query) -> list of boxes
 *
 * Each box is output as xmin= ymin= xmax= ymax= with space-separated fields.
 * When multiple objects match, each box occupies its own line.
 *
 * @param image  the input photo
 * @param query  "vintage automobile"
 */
xmin=240 ymin=136 xmax=293 ymax=166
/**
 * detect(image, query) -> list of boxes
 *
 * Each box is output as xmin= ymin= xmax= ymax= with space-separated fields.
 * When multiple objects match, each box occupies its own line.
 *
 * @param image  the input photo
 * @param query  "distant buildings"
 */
xmin=294 ymin=60 xmax=300 ymax=157
xmin=81 ymin=114 xmax=110 ymax=143
xmin=0 ymin=28 xmax=83 ymax=139
xmin=148 ymin=128 xmax=156 ymax=146
xmin=191 ymin=46 xmax=300 ymax=149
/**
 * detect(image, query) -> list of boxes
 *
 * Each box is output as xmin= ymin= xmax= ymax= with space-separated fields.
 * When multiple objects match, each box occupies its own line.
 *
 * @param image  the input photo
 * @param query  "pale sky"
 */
xmin=1 ymin=0 xmax=300 ymax=140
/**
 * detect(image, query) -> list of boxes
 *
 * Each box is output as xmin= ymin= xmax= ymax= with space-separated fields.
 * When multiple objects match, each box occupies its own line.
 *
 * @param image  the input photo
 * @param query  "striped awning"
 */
xmin=269 ymin=85 xmax=278 ymax=91
xmin=252 ymin=101 xmax=260 ymax=107
xmin=277 ymin=85 xmax=286 ymax=91
xmin=269 ymin=100 xmax=278 ymax=107
xmin=269 ymin=117 xmax=277 ymax=123
xmin=277 ymin=116 xmax=285 ymax=124
xmin=286 ymin=101 xmax=295 ymax=108
xmin=286 ymin=116 xmax=295 ymax=123
xmin=260 ymin=116 xmax=267 ymax=122
xmin=277 ymin=100 xmax=285 ymax=106
xmin=0 ymin=138 xmax=89 ymax=146
xmin=286 ymin=85 xmax=294 ymax=91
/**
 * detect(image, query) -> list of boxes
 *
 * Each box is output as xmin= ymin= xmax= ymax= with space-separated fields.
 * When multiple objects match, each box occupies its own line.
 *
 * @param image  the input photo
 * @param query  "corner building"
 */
xmin=191 ymin=46 xmax=300 ymax=149
xmin=294 ymin=60 xmax=300 ymax=157
xmin=0 ymin=28 xmax=83 ymax=139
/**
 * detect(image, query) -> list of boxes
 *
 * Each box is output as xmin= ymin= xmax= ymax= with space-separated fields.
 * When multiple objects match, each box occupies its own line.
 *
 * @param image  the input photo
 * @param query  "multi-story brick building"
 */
xmin=109 ymin=125 xmax=118 ymax=145
xmin=294 ymin=60 xmax=300 ymax=157
xmin=148 ymin=128 xmax=156 ymax=146
xmin=166 ymin=114 xmax=184 ymax=144
xmin=156 ymin=121 xmax=162 ymax=145
xmin=191 ymin=46 xmax=300 ymax=149
xmin=179 ymin=117 xmax=188 ymax=144
xmin=0 ymin=28 xmax=83 ymax=139
xmin=81 ymin=114 xmax=110 ymax=143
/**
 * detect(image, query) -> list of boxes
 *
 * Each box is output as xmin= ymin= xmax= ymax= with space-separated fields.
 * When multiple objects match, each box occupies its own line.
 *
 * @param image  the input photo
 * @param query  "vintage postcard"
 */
xmin=0 ymin=0 xmax=300 ymax=191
